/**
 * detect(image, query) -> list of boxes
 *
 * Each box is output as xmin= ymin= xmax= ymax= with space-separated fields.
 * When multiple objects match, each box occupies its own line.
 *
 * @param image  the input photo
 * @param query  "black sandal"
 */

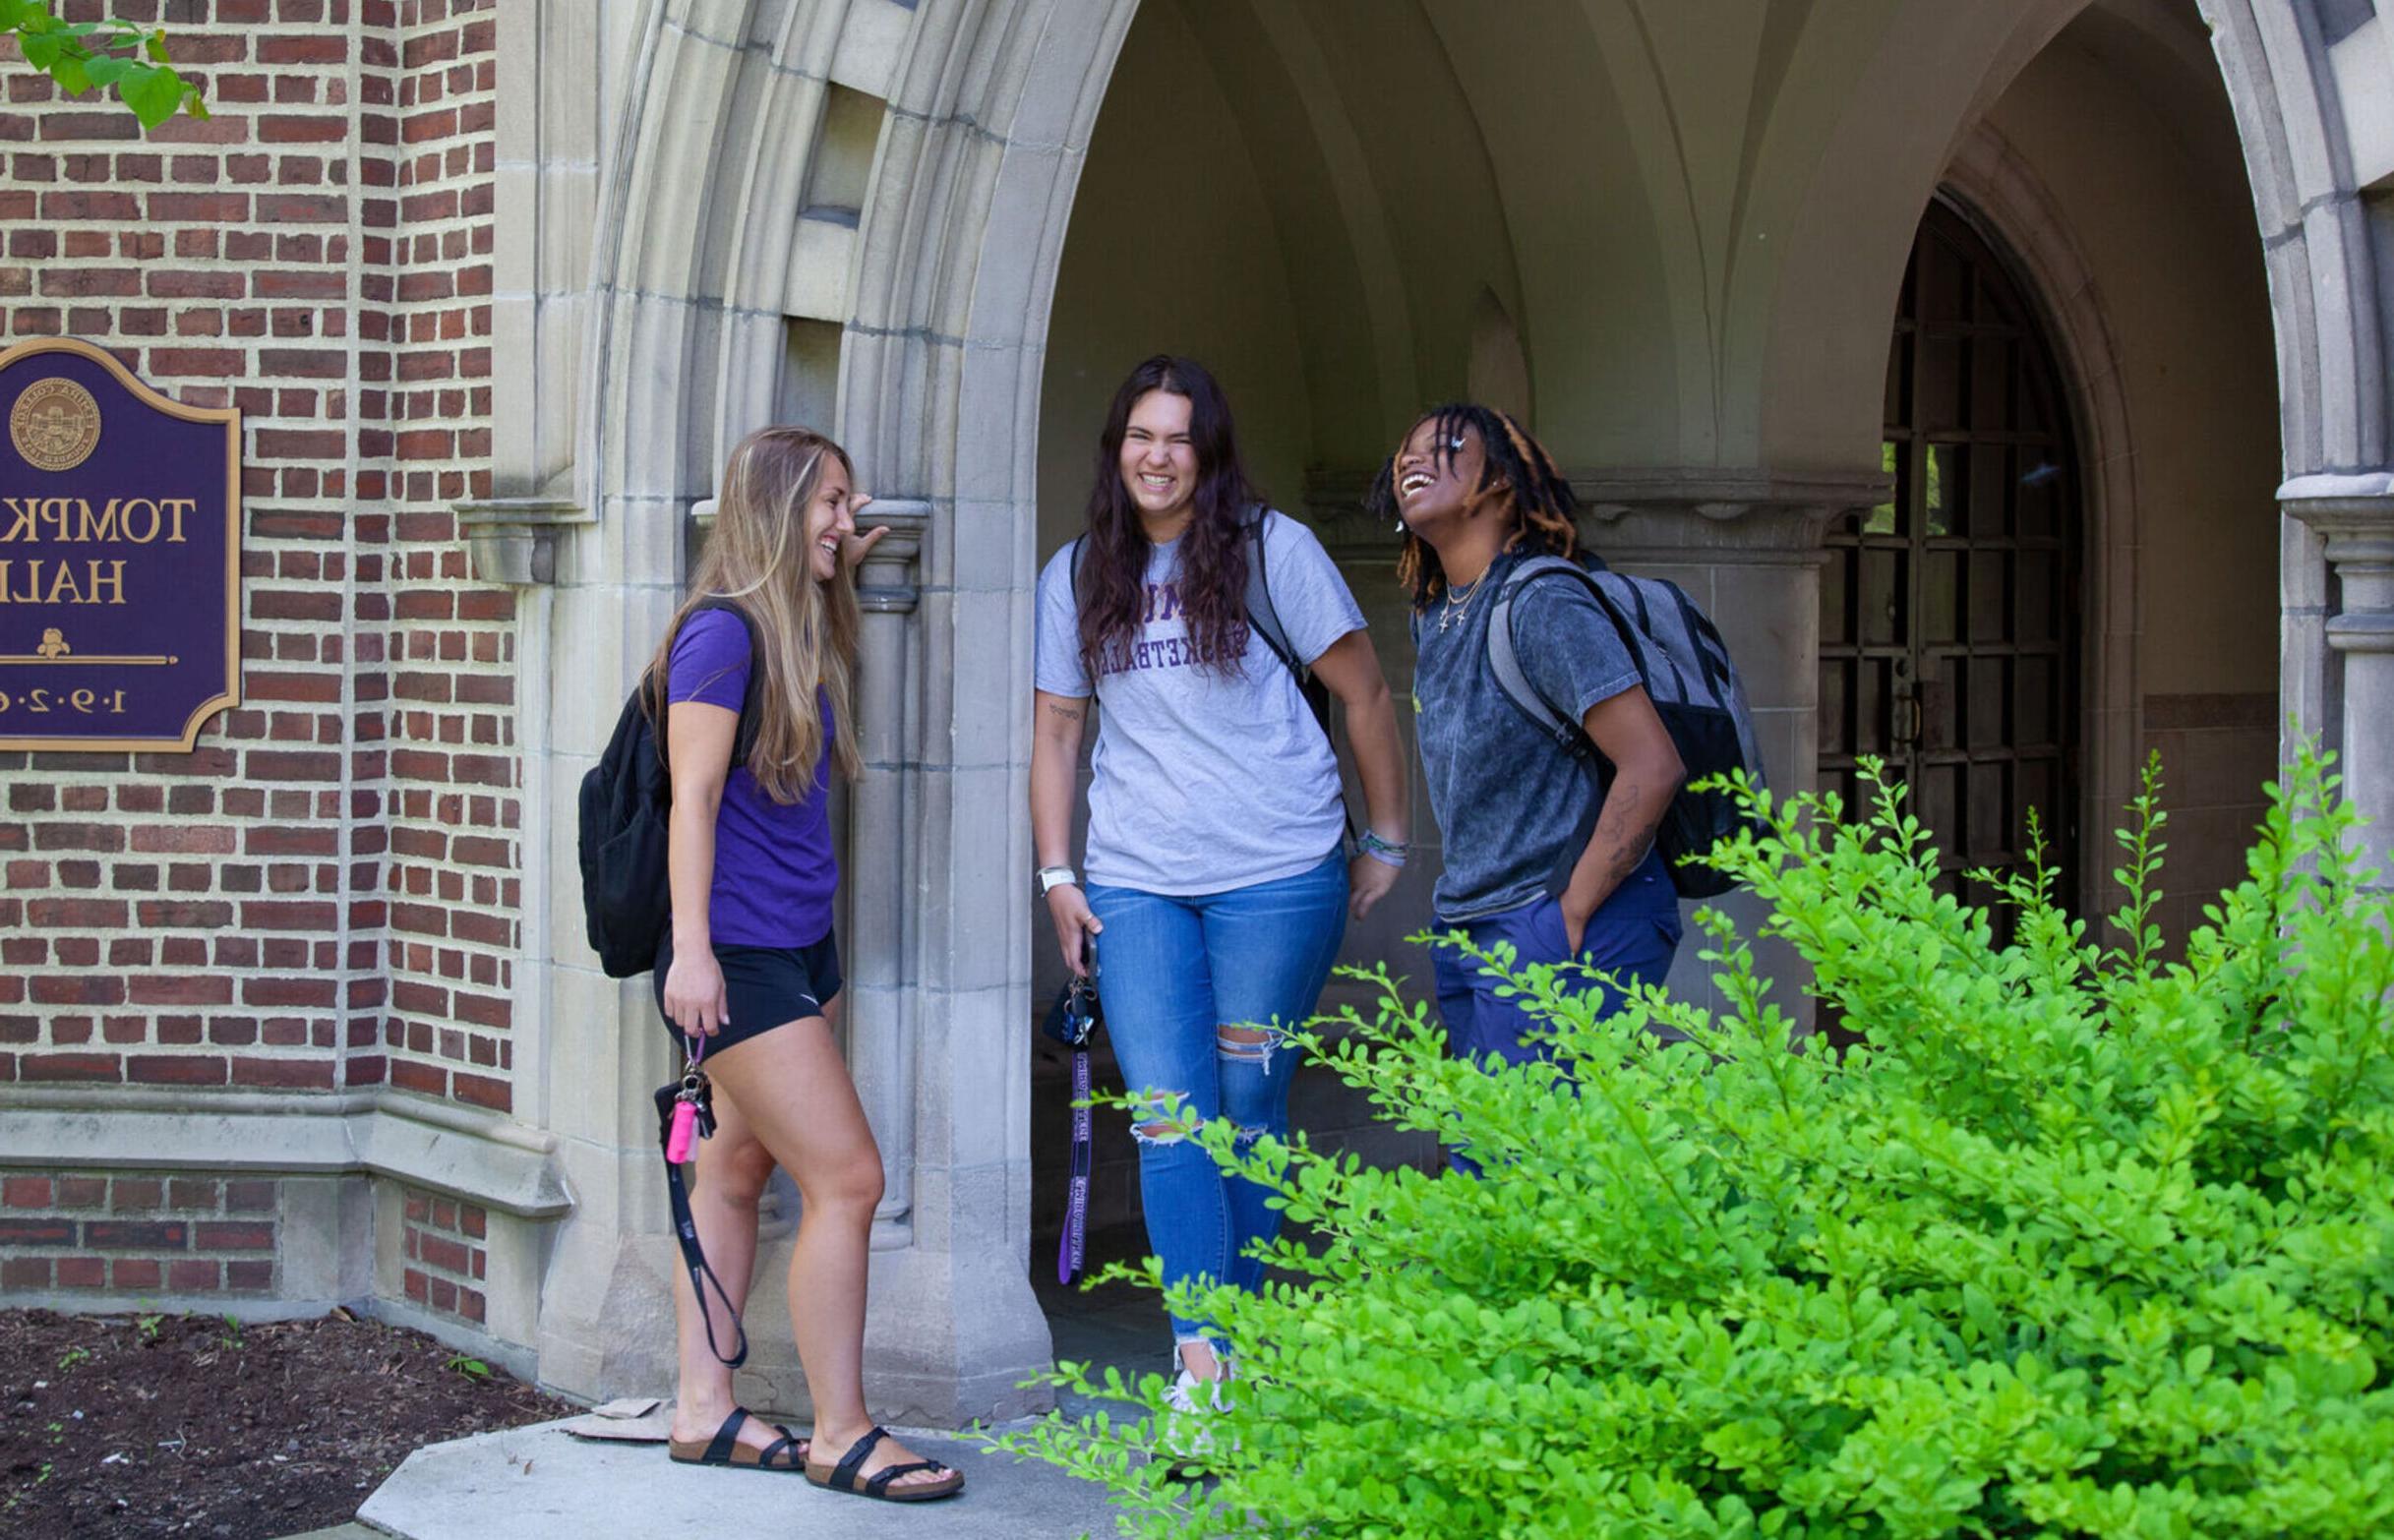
xmin=667 ymin=1406 xmax=809 ymax=1472
xmin=804 ymin=1424 xmax=965 ymax=1503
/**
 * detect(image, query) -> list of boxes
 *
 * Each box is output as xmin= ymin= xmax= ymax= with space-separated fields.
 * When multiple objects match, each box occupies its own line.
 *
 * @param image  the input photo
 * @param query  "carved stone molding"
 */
xmin=455 ymin=497 xmax=591 ymax=586
xmin=2285 ymin=472 xmax=2394 ymax=656
xmin=1300 ymin=465 xmax=1886 ymax=562
xmin=856 ymin=498 xmax=931 ymax=613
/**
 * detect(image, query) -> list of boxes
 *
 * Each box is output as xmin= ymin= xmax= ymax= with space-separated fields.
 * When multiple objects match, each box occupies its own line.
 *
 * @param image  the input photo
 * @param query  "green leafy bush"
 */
xmin=1000 ymin=752 xmax=2394 ymax=1538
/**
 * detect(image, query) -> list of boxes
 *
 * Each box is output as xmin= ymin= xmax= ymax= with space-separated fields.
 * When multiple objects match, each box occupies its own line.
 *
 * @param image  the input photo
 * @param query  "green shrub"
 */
xmin=998 ymin=752 xmax=2394 ymax=1538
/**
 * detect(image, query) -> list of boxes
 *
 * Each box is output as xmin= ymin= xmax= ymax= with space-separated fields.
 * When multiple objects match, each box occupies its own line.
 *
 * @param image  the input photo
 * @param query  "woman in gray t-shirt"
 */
xmin=1031 ymin=355 xmax=1411 ymax=1406
xmin=1374 ymin=403 xmax=1686 ymax=1133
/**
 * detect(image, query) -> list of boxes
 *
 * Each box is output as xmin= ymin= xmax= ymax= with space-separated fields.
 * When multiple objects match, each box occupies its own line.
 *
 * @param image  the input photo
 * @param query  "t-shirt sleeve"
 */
xmin=1512 ymin=575 xmax=1644 ymax=726
xmin=1034 ymin=544 xmax=1092 ymax=698
xmin=1260 ymin=511 xmax=1368 ymax=666
xmin=667 ymin=607 xmax=750 ymax=711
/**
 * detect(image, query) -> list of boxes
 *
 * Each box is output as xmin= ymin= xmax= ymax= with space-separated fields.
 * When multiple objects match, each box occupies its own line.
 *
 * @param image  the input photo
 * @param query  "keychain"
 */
xmin=666 ymin=1037 xmax=717 ymax=1164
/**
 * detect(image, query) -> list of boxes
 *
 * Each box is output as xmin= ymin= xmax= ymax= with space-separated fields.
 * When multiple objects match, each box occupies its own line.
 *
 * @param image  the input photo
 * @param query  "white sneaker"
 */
xmin=1161 ymin=1368 xmax=1233 ymax=1464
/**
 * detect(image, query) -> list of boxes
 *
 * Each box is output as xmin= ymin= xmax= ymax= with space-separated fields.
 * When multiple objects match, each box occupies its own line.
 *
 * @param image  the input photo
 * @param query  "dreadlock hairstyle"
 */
xmin=1076 ymin=355 xmax=1263 ymax=684
xmin=1366 ymin=402 xmax=1581 ymax=609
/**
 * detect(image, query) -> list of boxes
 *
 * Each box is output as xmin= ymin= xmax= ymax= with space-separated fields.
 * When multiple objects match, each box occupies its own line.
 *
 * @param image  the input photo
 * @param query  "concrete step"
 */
xmin=353 ymin=1417 xmax=1116 ymax=1539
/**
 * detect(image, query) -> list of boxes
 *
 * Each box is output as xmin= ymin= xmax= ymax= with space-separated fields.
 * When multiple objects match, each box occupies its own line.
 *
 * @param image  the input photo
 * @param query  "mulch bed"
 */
xmin=1 ymin=1307 xmax=578 ymax=1539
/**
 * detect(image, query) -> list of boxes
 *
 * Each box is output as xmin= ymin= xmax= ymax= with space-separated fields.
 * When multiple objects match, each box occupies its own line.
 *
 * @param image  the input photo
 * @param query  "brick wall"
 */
xmin=0 ymin=0 xmax=512 ymax=1125
xmin=375 ymin=0 xmax=513 ymax=1112
xmin=396 ymin=1181 xmax=485 ymax=1325
xmin=0 ymin=1170 xmax=280 ymax=1294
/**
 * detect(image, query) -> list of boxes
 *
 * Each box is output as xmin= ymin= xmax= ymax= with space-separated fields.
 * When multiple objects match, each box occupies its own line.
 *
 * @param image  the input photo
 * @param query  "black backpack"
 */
xmin=1484 ymin=554 xmax=1766 ymax=899
xmin=577 ymin=600 xmax=764 ymax=977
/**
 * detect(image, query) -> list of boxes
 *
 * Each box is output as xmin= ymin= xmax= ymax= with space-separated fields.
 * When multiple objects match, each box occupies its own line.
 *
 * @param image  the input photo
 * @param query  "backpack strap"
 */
xmin=1240 ymin=508 xmax=1307 ymax=683
xmin=1485 ymin=556 xmax=1620 ymax=753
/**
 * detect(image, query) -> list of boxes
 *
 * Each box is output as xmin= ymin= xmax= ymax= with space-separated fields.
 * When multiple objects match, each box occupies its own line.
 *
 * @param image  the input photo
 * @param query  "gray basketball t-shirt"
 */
xmin=1035 ymin=511 xmax=1364 ymax=896
xmin=1411 ymin=551 xmax=1643 ymax=920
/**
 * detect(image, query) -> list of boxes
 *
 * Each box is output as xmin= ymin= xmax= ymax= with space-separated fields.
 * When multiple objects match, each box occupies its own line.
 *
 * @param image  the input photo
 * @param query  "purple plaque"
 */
xmin=0 ymin=339 xmax=242 ymax=751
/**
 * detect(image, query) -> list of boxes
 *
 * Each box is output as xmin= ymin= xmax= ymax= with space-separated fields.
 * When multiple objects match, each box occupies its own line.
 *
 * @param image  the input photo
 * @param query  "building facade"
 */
xmin=1 ymin=0 xmax=2389 ymax=1425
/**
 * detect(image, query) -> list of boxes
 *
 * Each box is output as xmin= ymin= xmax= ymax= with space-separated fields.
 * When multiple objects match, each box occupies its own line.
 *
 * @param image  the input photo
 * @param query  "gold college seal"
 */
xmin=10 ymin=377 xmax=101 ymax=472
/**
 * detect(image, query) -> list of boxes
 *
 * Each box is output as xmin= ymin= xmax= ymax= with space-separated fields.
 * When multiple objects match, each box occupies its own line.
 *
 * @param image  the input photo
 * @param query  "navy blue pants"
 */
xmin=1431 ymin=849 xmax=1683 ymax=1169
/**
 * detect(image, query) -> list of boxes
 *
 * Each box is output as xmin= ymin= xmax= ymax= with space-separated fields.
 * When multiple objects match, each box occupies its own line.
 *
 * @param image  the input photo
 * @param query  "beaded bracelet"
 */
xmin=1357 ymin=829 xmax=1409 ymax=868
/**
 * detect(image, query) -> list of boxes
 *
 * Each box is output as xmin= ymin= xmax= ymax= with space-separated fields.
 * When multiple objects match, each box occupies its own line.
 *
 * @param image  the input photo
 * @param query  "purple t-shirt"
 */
xmin=667 ymin=607 xmax=837 ymax=949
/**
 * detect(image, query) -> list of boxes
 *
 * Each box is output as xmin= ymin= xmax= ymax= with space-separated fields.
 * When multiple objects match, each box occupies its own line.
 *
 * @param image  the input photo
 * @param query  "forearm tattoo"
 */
xmin=1588 ymin=778 xmax=1650 ymax=893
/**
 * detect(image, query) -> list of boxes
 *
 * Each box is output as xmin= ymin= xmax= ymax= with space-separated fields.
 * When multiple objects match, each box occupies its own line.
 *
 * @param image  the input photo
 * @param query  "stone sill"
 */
xmin=0 ymin=1089 xmax=573 ymax=1219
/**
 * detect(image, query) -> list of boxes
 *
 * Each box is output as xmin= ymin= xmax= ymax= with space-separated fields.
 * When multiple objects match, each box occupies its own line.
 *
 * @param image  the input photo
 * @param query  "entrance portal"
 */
xmin=1821 ymin=200 xmax=2085 ymax=942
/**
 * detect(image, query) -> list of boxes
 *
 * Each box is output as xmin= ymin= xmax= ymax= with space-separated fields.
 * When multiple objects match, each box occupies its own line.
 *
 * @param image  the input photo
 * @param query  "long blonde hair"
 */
xmin=646 ymin=426 xmax=864 ymax=801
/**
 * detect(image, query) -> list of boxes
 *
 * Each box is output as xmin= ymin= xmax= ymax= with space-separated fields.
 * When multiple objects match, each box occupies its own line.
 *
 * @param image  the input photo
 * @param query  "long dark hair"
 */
xmin=1365 ymin=402 xmax=1580 ymax=608
xmin=1076 ymin=355 xmax=1262 ymax=681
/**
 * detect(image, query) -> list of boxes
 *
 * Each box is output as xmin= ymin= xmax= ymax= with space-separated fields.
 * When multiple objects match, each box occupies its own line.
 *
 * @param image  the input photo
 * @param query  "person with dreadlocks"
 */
xmin=1032 ymin=355 xmax=1410 ymax=1407
xmin=1373 ymin=404 xmax=1685 ymax=1124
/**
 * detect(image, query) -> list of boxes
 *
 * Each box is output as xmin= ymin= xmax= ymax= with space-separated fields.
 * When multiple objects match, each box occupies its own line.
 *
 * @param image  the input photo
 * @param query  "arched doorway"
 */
xmin=1820 ymin=199 xmax=2084 ymax=940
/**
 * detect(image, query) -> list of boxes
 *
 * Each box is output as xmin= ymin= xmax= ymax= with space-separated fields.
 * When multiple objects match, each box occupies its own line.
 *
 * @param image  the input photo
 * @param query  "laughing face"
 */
xmin=1118 ymin=388 xmax=1198 ymax=523
xmin=1392 ymin=416 xmax=1487 ymax=536
xmin=804 ymin=453 xmax=860 ymax=582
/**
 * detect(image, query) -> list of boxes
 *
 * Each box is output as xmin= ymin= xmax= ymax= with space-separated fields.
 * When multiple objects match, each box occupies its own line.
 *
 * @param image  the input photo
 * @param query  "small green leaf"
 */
xmin=48 ymin=50 xmax=91 ymax=95
xmin=120 ymin=64 xmax=181 ymax=130
xmin=82 ymin=53 xmax=127 ymax=88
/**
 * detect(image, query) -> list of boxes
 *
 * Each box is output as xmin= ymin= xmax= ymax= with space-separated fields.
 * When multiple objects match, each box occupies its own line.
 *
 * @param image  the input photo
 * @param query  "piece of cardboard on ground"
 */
xmin=560 ymin=1395 xmax=669 ymax=1443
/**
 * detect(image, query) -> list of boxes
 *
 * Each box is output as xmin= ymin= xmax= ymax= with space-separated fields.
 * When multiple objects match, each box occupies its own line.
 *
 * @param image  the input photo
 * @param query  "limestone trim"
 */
xmin=1940 ymin=132 xmax=2145 ymax=922
xmin=0 ymin=1092 xmax=572 ymax=1219
xmin=2197 ymin=0 xmax=2388 ymax=476
xmin=2284 ymin=473 xmax=2394 ymax=844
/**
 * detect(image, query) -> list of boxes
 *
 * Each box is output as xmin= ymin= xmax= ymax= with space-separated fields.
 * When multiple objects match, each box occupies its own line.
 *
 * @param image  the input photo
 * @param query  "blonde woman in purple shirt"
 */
xmin=648 ymin=426 xmax=962 ymax=1504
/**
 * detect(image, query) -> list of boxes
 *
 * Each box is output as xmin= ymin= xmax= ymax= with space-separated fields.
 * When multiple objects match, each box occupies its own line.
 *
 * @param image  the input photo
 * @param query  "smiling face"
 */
xmin=802 ymin=452 xmax=857 ymax=583
xmin=1392 ymin=416 xmax=1487 ymax=537
xmin=1117 ymin=388 xmax=1198 ymax=526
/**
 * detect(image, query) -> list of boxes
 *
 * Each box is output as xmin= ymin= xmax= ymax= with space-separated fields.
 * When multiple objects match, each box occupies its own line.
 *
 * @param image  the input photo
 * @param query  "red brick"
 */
xmin=146 ymin=191 xmax=251 ymax=221
xmin=168 ymin=1259 xmax=221 ymax=1291
xmin=20 ymin=1053 xmax=119 ymax=1083
xmin=56 ymin=1256 xmax=104 ymax=1287
xmin=2 ymin=1176 xmax=53 ymax=1209
xmin=110 ymin=1258 xmax=161 ymax=1289
xmin=196 ymin=1222 xmax=274 ymax=1252
xmin=128 ymin=1055 xmax=228 ymax=1087
xmin=2 ymin=1258 xmax=48 ymax=1287
xmin=87 ymin=1220 xmax=187 ymax=1248
xmin=0 ymin=1217 xmax=74 ymax=1245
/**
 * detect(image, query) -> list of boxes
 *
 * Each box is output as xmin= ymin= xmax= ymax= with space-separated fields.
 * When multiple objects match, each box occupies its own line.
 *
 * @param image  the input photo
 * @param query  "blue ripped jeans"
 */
xmin=1432 ymin=847 xmax=1684 ymax=1171
xmin=1086 ymin=850 xmax=1347 ymax=1348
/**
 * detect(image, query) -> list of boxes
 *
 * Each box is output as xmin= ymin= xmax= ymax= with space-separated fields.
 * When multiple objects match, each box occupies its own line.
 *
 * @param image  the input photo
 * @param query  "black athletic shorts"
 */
xmin=652 ymin=927 xmax=843 ymax=1058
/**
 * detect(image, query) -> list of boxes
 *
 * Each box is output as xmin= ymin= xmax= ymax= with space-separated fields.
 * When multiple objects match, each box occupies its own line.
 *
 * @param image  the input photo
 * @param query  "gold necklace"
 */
xmin=1438 ymin=569 xmax=1488 ymax=633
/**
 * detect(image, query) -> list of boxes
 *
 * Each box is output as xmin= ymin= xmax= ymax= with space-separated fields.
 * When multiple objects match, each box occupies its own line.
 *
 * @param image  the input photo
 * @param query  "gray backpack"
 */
xmin=1485 ymin=555 xmax=1764 ymax=898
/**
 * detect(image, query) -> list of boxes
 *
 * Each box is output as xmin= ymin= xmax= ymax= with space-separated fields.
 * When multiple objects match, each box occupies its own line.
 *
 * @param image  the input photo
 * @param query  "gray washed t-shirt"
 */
xmin=1412 ymin=552 xmax=1643 ymax=920
xmin=1035 ymin=511 xmax=1364 ymax=896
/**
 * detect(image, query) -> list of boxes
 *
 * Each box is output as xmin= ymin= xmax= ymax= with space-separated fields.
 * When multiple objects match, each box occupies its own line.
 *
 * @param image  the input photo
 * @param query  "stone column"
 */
xmin=2285 ymin=474 xmax=2394 ymax=858
xmin=845 ymin=501 xmax=930 ymax=1239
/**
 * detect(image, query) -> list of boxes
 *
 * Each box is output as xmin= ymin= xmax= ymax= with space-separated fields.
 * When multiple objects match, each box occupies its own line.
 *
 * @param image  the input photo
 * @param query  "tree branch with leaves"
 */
xmin=1 ymin=1 xmax=209 ymax=132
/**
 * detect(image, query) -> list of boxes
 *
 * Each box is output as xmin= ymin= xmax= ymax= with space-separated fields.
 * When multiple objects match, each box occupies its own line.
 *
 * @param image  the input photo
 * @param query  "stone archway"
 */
xmin=531 ymin=0 xmax=1142 ymax=1425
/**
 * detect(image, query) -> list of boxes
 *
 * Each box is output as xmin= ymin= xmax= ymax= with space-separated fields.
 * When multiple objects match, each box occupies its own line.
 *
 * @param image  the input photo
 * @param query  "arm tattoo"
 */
xmin=1043 ymin=699 xmax=1086 ymax=723
xmin=1591 ymin=778 xmax=1648 ymax=890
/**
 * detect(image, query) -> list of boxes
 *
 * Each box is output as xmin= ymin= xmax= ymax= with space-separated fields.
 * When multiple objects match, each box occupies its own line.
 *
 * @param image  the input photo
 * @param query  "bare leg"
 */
xmin=700 ymin=1003 xmax=953 ymax=1493
xmin=667 ymin=1094 xmax=801 ymax=1458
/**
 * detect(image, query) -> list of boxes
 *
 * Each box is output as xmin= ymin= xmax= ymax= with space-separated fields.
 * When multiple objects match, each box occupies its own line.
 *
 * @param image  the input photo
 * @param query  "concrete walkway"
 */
xmin=345 ymin=1417 xmax=1120 ymax=1539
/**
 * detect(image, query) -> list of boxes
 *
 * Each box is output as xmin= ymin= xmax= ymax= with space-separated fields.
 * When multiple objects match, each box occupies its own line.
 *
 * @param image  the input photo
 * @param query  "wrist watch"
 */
xmin=1036 ymin=864 xmax=1079 ymax=897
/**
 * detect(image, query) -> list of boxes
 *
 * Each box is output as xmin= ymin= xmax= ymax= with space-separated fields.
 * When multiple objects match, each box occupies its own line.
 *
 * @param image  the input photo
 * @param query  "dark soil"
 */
xmin=0 ymin=1308 xmax=576 ymax=1539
